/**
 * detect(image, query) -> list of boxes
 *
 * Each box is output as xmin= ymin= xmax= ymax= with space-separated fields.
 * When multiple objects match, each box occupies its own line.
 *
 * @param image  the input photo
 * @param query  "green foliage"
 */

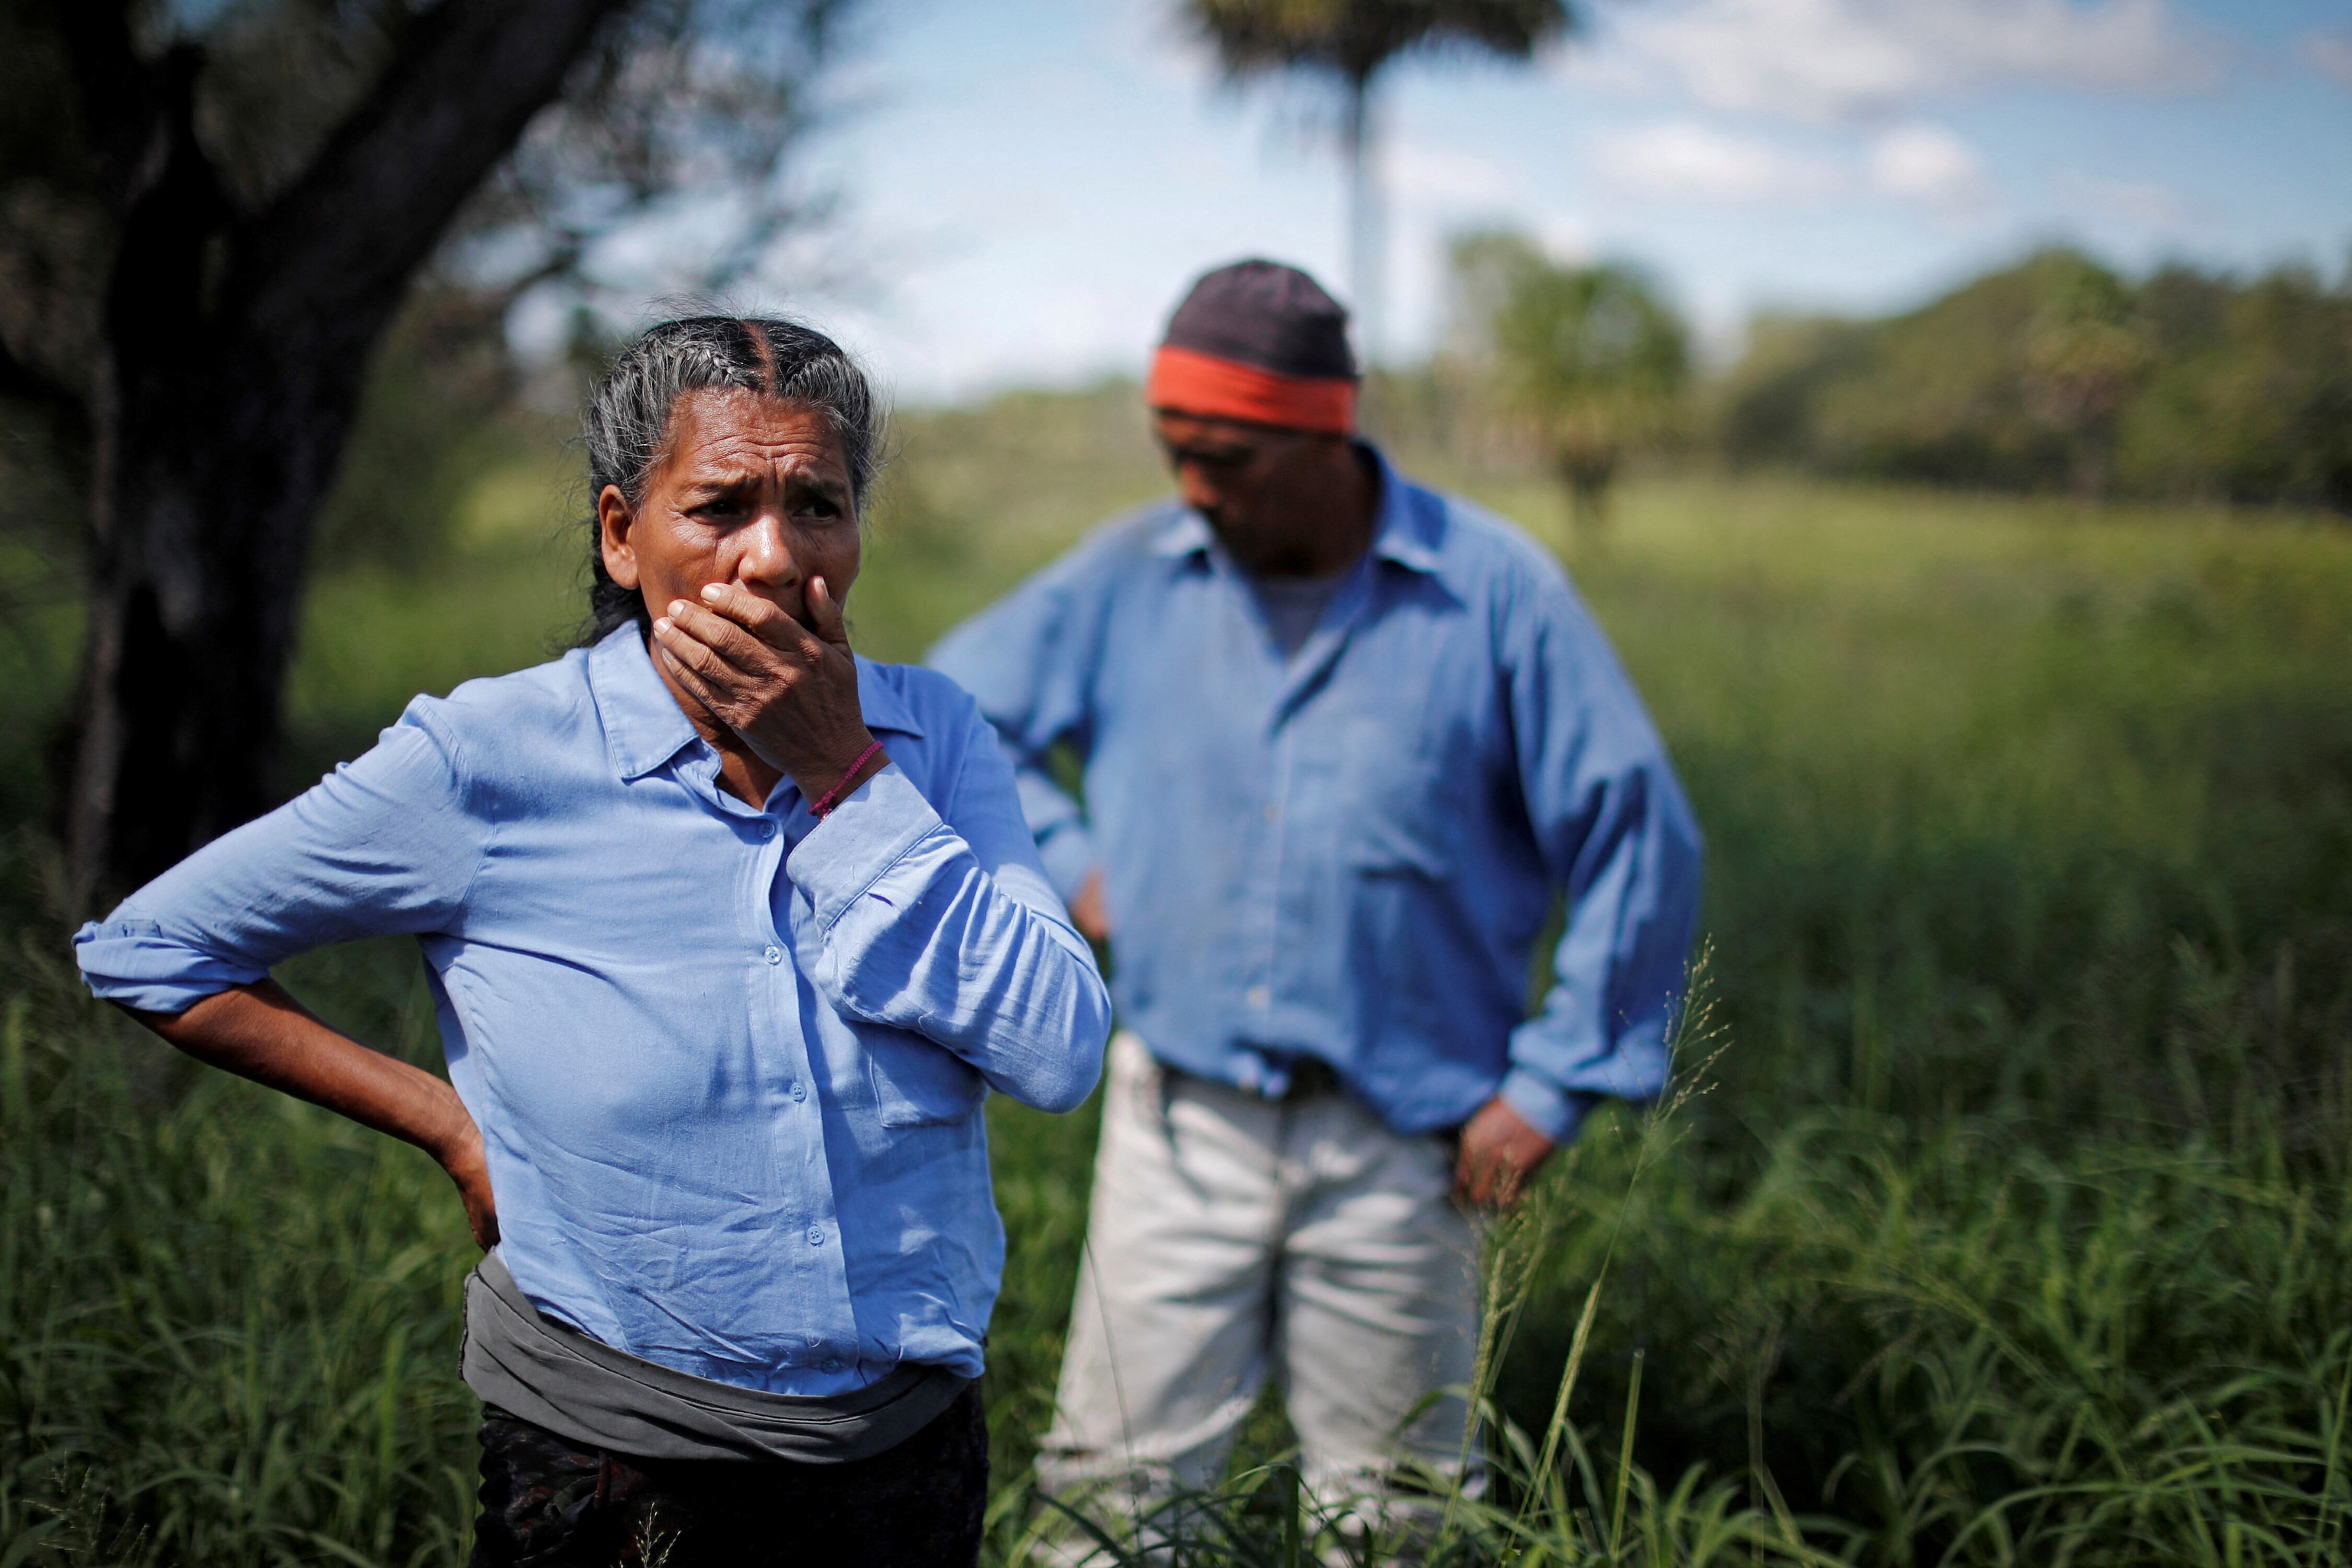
xmin=1474 ymin=473 xmax=2352 ymax=1561
xmin=1 ymin=385 xmax=2349 ymax=1561
xmin=309 ymin=293 xmax=537 ymax=575
xmin=1716 ymin=248 xmax=2352 ymax=510
xmin=2117 ymin=267 xmax=2352 ymax=509
xmin=850 ymin=382 xmax=1167 ymax=663
xmin=0 ymin=887 xmax=481 ymax=1567
xmin=1449 ymin=231 xmax=1690 ymax=521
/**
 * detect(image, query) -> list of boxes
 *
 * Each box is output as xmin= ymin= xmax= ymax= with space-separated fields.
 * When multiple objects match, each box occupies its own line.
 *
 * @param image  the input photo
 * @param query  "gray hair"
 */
xmin=580 ymin=316 xmax=884 ymax=642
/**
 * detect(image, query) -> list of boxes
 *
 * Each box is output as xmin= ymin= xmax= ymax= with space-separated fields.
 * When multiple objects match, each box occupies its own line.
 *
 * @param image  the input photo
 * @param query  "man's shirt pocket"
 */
xmin=1340 ymin=714 xmax=1461 ymax=878
xmin=863 ymin=1027 xmax=989 ymax=1128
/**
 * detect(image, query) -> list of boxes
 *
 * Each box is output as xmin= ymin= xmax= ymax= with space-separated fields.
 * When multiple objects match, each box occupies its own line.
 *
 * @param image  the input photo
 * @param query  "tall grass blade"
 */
xmin=1610 ymin=1347 xmax=1642 ymax=1560
xmin=1524 ymin=1278 xmax=1601 ymax=1531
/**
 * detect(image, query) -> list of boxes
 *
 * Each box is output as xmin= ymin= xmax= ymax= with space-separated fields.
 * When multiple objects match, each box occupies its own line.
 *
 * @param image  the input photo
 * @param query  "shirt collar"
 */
xmin=1362 ymin=445 xmax=1444 ymax=575
xmin=587 ymin=624 xmax=926 ymax=785
xmin=1145 ymin=441 xmax=1443 ymax=576
xmin=589 ymin=627 xmax=699 ymax=782
xmin=855 ymin=660 xmax=928 ymax=741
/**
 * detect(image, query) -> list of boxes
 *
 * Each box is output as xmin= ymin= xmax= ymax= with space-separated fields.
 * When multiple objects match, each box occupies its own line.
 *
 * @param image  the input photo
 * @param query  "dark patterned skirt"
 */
xmin=469 ymin=1382 xmax=988 ymax=1567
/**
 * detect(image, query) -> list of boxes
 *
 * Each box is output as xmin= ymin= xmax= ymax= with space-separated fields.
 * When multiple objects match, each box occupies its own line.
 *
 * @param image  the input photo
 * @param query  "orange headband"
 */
xmin=1146 ymin=344 xmax=1356 ymax=434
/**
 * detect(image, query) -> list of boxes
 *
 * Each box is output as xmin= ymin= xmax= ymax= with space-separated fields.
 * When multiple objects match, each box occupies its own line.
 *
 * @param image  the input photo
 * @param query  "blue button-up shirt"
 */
xmin=74 ymin=628 xmax=1110 ymax=1394
xmin=929 ymin=447 xmax=1699 ymax=1145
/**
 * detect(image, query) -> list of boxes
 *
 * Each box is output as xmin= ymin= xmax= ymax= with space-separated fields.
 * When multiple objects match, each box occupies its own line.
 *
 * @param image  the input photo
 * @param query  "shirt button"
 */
xmin=791 ymin=1080 xmax=807 ymax=1102
xmin=1263 ymin=803 xmax=1279 ymax=823
xmin=764 ymin=945 xmax=782 ymax=965
xmin=758 ymin=820 xmax=776 ymax=840
xmin=1247 ymin=984 xmax=1271 ymax=1009
xmin=806 ymin=1227 xmax=824 ymax=1247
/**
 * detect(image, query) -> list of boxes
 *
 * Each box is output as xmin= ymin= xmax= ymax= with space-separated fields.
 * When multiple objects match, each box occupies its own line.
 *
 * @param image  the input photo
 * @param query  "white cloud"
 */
xmin=1595 ymin=120 xmax=1845 ymax=202
xmin=1596 ymin=119 xmax=1997 ymax=214
xmin=2304 ymin=29 xmax=2352 ymax=91
xmin=2050 ymin=169 xmax=2201 ymax=230
xmin=1867 ymin=124 xmax=1993 ymax=211
xmin=1614 ymin=0 xmax=2219 ymax=122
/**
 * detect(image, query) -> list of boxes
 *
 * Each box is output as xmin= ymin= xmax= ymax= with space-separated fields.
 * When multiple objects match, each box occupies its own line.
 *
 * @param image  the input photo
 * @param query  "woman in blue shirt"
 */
xmin=74 ymin=317 xmax=1111 ymax=1566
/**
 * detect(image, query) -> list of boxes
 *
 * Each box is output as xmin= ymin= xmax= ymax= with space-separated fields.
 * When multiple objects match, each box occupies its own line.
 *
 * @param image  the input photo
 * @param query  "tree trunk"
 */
xmin=67 ymin=270 xmax=394 ymax=915
xmin=2070 ymin=426 xmax=2114 ymax=502
xmin=1558 ymin=448 xmax=1617 ymax=536
xmin=1342 ymin=71 xmax=1383 ymax=370
xmin=62 ymin=0 xmax=629 ymax=916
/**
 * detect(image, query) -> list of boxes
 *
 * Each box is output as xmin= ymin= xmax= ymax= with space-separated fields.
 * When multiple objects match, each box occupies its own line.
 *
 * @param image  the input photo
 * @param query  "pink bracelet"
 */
xmin=809 ymin=739 xmax=885 ymax=818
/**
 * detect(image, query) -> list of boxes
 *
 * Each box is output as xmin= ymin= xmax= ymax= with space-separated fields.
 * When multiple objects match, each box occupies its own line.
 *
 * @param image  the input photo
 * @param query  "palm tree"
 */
xmin=1184 ymin=0 xmax=1573 ymax=364
xmin=1452 ymin=230 xmax=1689 ymax=528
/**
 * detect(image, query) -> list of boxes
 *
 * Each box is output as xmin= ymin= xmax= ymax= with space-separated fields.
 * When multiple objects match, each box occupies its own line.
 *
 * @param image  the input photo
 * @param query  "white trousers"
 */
xmin=1039 ymin=1033 xmax=1483 ymax=1510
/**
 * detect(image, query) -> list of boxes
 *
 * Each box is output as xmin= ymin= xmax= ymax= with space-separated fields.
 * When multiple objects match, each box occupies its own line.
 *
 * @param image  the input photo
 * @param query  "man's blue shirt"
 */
xmin=75 ymin=628 xmax=1110 ymax=1394
xmin=929 ymin=448 xmax=1699 ymax=1145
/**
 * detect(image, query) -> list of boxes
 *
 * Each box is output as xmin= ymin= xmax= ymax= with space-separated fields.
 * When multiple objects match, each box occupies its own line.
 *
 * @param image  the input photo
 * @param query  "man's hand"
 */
xmin=1455 ymin=1096 xmax=1555 ymax=1208
xmin=651 ymin=576 xmax=887 ymax=803
xmin=1068 ymin=869 xmax=1112 ymax=944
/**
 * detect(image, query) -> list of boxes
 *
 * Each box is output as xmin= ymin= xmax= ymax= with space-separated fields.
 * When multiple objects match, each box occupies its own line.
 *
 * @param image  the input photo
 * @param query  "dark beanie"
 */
xmin=1161 ymin=260 xmax=1357 ymax=381
xmin=1147 ymin=260 xmax=1359 ymax=432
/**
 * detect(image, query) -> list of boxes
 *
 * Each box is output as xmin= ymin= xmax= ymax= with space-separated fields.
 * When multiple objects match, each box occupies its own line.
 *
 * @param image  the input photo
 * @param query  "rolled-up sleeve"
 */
xmin=1498 ymin=572 xmax=1704 ymax=1146
xmin=74 ymin=705 xmax=486 ymax=1014
xmin=787 ymin=709 xmax=1111 ymax=1114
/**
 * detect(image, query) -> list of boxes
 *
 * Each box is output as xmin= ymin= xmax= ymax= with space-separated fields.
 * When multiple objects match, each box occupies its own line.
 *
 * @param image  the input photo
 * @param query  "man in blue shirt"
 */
xmin=930 ymin=261 xmax=1701 ymax=1535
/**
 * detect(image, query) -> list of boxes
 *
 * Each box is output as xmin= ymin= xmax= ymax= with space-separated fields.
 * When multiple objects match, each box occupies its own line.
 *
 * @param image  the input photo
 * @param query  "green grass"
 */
xmin=1 ymin=397 xmax=2348 ymax=1562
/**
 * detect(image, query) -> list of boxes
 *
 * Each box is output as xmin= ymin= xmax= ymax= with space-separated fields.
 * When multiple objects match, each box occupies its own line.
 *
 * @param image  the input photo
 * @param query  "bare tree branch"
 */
xmin=235 ymin=0 xmax=632 ymax=346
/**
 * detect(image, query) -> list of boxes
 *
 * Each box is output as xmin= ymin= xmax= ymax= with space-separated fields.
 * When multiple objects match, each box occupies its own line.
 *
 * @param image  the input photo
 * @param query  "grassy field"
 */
xmin=1 ymin=390 xmax=2347 ymax=1563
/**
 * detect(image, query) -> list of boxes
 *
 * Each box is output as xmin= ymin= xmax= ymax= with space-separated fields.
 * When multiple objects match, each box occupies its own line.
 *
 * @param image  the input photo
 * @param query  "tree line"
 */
xmin=1716 ymin=247 xmax=2352 ymax=511
xmin=1411 ymin=237 xmax=2352 ymax=523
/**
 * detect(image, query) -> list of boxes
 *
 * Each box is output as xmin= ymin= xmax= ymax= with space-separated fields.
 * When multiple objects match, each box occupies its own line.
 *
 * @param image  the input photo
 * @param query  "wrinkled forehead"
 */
xmin=659 ymin=388 xmax=850 ymax=479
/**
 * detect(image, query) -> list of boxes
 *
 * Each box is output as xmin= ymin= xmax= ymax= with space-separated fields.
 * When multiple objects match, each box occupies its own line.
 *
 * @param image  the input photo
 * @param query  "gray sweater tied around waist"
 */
xmin=460 ymin=1253 xmax=971 ymax=1465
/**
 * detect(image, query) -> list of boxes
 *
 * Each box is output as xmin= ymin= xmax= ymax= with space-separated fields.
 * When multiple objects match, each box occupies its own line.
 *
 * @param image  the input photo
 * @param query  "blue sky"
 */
xmin=587 ymin=0 xmax=2352 ymax=400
